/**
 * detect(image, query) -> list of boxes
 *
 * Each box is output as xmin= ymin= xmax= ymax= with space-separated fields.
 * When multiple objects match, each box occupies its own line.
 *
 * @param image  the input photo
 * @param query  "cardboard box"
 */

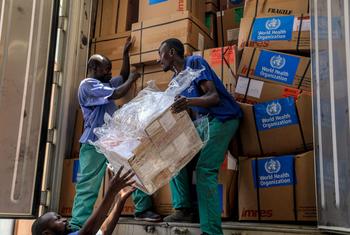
xmin=238 ymin=15 xmax=311 ymax=52
xmin=199 ymin=46 xmax=238 ymax=94
xmin=14 ymin=220 xmax=35 ymax=235
xmin=220 ymin=0 xmax=245 ymax=10
xmin=217 ymin=7 xmax=243 ymax=47
xmin=130 ymin=12 xmax=214 ymax=65
xmin=152 ymin=183 xmax=174 ymax=216
xmin=102 ymin=107 xmax=203 ymax=195
xmin=238 ymin=93 xmax=313 ymax=157
xmin=238 ymin=47 xmax=311 ymax=92
xmin=139 ymin=0 xmax=205 ymax=24
xmin=70 ymin=109 xmax=84 ymax=158
xmin=94 ymin=0 xmax=139 ymax=37
xmin=115 ymin=64 xmax=173 ymax=107
xmin=59 ymin=159 xmax=104 ymax=216
xmin=152 ymin=153 xmax=238 ymax=218
xmin=235 ymin=76 xmax=302 ymax=104
xmin=243 ymin=0 xmax=309 ymax=18
xmin=136 ymin=64 xmax=174 ymax=91
xmin=238 ymin=151 xmax=316 ymax=221
xmin=218 ymin=152 xmax=238 ymax=218
xmin=91 ymin=32 xmax=130 ymax=62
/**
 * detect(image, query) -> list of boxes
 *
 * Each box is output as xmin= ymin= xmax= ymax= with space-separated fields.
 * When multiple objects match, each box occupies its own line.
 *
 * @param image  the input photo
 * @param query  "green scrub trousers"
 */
xmin=69 ymin=144 xmax=152 ymax=231
xmin=170 ymin=118 xmax=239 ymax=235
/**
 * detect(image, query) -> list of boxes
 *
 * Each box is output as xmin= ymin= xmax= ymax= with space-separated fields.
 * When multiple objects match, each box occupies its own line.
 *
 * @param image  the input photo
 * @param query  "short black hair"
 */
xmin=31 ymin=215 xmax=47 ymax=235
xmin=87 ymin=54 xmax=111 ymax=71
xmin=161 ymin=38 xmax=184 ymax=58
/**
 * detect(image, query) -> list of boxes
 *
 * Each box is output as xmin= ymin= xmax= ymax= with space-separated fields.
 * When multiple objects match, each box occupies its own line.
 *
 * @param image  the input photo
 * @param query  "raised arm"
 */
xmin=100 ymin=186 xmax=135 ymax=235
xmin=109 ymin=72 xmax=140 ymax=100
xmin=120 ymin=36 xmax=133 ymax=82
xmin=78 ymin=167 xmax=135 ymax=235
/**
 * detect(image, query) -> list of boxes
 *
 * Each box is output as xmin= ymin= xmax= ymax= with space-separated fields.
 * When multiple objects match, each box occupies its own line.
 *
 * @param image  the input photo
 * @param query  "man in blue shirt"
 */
xmin=158 ymin=38 xmax=241 ymax=235
xmin=69 ymin=37 xmax=161 ymax=232
xmin=31 ymin=167 xmax=135 ymax=235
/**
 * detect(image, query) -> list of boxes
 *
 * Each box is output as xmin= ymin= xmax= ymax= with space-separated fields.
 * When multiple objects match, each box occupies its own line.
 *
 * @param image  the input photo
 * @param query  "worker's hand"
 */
xmin=107 ymin=166 xmax=135 ymax=195
xmin=171 ymin=95 xmax=189 ymax=113
xmin=128 ymin=72 xmax=141 ymax=83
xmin=123 ymin=36 xmax=134 ymax=55
xmin=118 ymin=186 xmax=136 ymax=202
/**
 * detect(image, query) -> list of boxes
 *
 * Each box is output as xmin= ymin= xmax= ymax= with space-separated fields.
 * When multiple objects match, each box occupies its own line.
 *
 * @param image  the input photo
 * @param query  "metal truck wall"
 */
xmin=311 ymin=0 xmax=350 ymax=232
xmin=0 ymin=0 xmax=57 ymax=217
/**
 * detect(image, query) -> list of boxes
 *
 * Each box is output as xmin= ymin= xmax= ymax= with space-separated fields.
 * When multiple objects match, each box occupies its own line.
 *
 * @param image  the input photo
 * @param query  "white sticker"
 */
xmin=159 ymin=111 xmax=176 ymax=132
xmin=198 ymin=33 xmax=204 ymax=51
xmin=293 ymin=17 xmax=311 ymax=32
xmin=227 ymin=28 xmax=240 ymax=42
xmin=227 ymin=152 xmax=237 ymax=170
xmin=247 ymin=79 xmax=264 ymax=98
xmin=173 ymin=133 xmax=189 ymax=155
xmin=216 ymin=11 xmax=223 ymax=17
xmin=235 ymin=76 xmax=249 ymax=95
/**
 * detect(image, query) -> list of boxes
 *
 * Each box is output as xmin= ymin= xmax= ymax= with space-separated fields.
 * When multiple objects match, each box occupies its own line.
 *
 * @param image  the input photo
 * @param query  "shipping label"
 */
xmin=254 ymin=97 xmax=298 ymax=131
xmin=210 ymin=47 xmax=235 ymax=66
xmin=254 ymin=50 xmax=300 ymax=85
xmin=251 ymin=16 xmax=294 ymax=41
xmin=252 ymin=156 xmax=295 ymax=188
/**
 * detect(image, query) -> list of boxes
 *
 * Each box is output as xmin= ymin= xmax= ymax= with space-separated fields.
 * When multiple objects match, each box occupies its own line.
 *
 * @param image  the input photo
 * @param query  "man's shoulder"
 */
xmin=186 ymin=55 xmax=206 ymax=63
xmin=79 ymin=78 xmax=101 ymax=90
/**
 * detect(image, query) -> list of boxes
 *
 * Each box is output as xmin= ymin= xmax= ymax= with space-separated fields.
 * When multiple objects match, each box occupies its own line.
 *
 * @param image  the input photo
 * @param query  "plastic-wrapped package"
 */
xmin=92 ymin=67 xmax=208 ymax=194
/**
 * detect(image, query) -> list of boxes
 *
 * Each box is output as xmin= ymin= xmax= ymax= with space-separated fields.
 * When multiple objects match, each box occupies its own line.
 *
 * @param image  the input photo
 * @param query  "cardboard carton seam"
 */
xmin=296 ymin=13 xmax=304 ymax=53
xmin=297 ymin=59 xmax=311 ymax=89
xmin=132 ymin=17 xmax=212 ymax=40
xmin=243 ymin=48 xmax=257 ymax=100
xmin=130 ymin=43 xmax=197 ymax=57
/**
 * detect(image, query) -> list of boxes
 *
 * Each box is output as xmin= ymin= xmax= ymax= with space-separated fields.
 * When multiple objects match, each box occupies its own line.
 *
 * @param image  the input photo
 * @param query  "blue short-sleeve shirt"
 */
xmin=180 ymin=55 xmax=242 ymax=122
xmin=78 ymin=76 xmax=124 ymax=143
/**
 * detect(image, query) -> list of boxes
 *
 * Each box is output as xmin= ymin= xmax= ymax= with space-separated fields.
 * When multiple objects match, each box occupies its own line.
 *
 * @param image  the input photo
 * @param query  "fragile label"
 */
xmin=149 ymin=0 xmax=167 ymax=5
xmin=254 ymin=50 xmax=300 ymax=85
xmin=252 ymin=156 xmax=295 ymax=188
xmin=254 ymin=97 xmax=298 ymax=131
xmin=251 ymin=16 xmax=294 ymax=41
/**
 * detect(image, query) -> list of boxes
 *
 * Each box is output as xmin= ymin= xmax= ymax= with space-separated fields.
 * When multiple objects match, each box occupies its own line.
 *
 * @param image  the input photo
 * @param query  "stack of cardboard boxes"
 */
xmin=235 ymin=0 xmax=316 ymax=222
xmin=61 ymin=0 xmax=317 ymax=223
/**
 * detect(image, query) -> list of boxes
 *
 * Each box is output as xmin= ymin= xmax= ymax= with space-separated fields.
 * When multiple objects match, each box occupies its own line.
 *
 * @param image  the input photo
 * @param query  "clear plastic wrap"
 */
xmin=92 ymin=67 xmax=208 ymax=194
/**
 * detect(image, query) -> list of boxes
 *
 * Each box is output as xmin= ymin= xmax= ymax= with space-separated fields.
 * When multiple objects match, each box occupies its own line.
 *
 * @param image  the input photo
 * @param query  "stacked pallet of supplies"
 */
xmin=234 ymin=0 xmax=317 ymax=222
xmin=62 ymin=0 xmax=318 ymax=223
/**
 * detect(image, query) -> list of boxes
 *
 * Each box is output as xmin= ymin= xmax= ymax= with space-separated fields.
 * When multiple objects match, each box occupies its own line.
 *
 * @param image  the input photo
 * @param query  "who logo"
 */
xmin=265 ymin=18 xmax=281 ymax=30
xmin=266 ymin=101 xmax=282 ymax=116
xmin=264 ymin=159 xmax=281 ymax=174
xmin=270 ymin=55 xmax=286 ymax=69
